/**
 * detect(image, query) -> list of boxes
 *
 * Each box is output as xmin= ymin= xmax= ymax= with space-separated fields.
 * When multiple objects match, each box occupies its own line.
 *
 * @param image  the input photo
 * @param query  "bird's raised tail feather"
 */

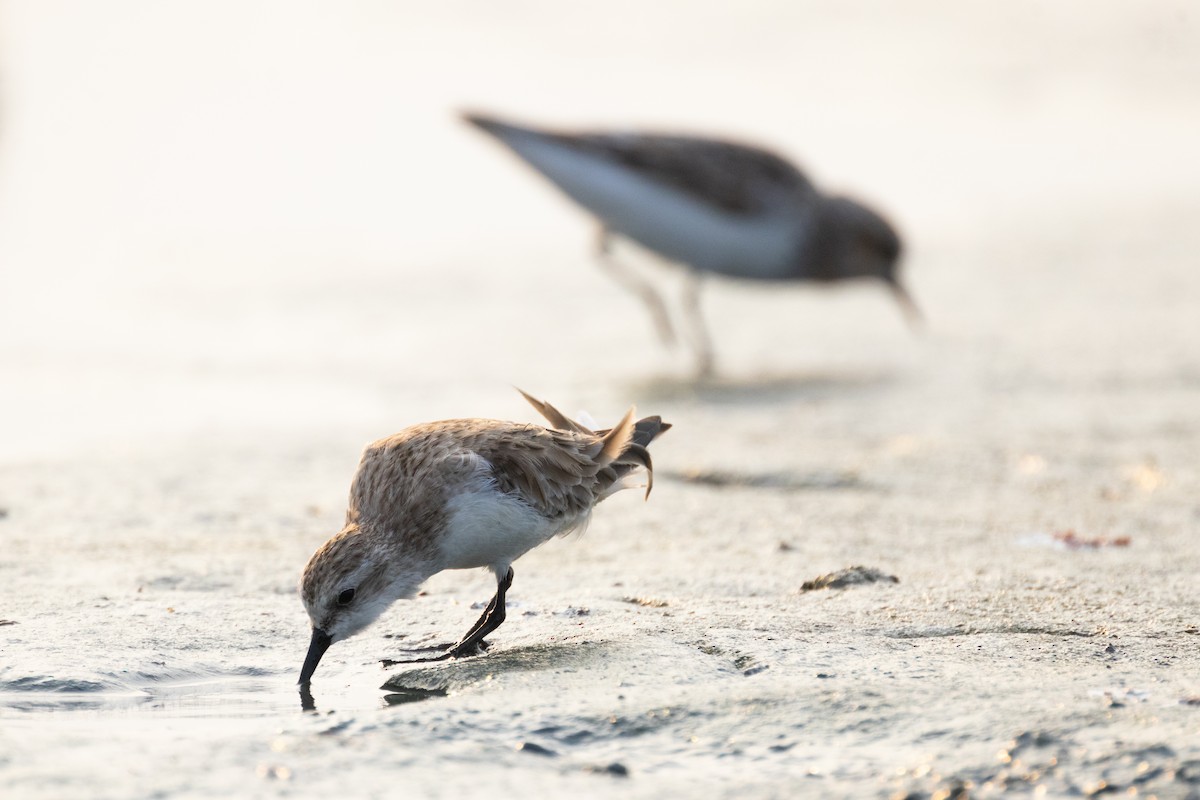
xmin=518 ymin=389 xmax=671 ymax=500
xmin=517 ymin=388 xmax=592 ymax=434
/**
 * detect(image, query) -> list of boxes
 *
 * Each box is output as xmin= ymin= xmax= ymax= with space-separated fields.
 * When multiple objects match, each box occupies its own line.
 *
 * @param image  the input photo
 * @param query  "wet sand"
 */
xmin=2 ymin=2 xmax=1199 ymax=798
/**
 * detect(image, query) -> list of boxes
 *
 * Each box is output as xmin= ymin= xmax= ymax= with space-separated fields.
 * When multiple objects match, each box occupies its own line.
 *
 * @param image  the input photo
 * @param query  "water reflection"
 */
xmin=299 ymin=683 xmax=317 ymax=712
xmin=382 ymin=687 xmax=448 ymax=706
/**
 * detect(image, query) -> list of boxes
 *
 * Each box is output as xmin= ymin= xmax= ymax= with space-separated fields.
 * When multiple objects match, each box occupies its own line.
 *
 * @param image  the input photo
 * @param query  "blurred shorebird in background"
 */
xmin=464 ymin=112 xmax=917 ymax=377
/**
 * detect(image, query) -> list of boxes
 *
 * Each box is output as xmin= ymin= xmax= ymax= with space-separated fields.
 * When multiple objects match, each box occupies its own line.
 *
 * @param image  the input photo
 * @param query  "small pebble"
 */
xmin=516 ymin=742 xmax=556 ymax=757
xmin=584 ymin=762 xmax=629 ymax=777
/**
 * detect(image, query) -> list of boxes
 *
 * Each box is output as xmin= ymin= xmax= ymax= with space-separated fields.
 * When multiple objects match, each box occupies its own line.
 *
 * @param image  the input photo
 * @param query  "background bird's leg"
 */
xmin=887 ymin=278 xmax=925 ymax=331
xmin=446 ymin=567 xmax=514 ymax=658
xmin=680 ymin=273 xmax=715 ymax=378
xmin=595 ymin=227 xmax=677 ymax=347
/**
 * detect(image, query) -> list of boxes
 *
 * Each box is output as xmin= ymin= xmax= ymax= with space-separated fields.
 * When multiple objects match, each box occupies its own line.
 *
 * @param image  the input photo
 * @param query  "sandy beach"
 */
xmin=1 ymin=2 xmax=1198 ymax=797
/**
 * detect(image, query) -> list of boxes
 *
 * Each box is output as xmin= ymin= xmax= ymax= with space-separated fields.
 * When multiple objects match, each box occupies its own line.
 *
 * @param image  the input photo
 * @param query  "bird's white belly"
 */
xmin=439 ymin=483 xmax=574 ymax=573
xmin=504 ymin=135 xmax=797 ymax=278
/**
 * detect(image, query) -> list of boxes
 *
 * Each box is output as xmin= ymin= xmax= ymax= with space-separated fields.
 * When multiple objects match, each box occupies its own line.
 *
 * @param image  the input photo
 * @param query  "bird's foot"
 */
xmin=446 ymin=639 xmax=490 ymax=659
xmin=380 ymin=639 xmax=489 ymax=667
xmin=403 ymin=641 xmax=457 ymax=653
xmin=380 ymin=651 xmax=452 ymax=667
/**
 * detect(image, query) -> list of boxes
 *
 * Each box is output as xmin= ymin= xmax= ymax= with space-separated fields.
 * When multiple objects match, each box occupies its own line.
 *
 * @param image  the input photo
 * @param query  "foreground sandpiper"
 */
xmin=298 ymin=390 xmax=670 ymax=684
xmin=464 ymin=112 xmax=917 ymax=375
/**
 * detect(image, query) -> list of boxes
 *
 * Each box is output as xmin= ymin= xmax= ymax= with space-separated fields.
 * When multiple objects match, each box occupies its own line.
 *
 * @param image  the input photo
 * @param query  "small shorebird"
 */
xmin=464 ymin=112 xmax=917 ymax=376
xmin=298 ymin=390 xmax=670 ymax=685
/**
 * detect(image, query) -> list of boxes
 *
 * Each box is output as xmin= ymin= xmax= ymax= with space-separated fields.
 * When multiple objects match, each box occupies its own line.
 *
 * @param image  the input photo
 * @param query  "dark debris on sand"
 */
xmin=800 ymin=565 xmax=899 ymax=592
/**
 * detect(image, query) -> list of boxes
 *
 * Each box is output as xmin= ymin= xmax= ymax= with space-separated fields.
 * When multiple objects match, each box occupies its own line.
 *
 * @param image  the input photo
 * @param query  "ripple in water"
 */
xmin=0 ymin=664 xmax=295 ymax=716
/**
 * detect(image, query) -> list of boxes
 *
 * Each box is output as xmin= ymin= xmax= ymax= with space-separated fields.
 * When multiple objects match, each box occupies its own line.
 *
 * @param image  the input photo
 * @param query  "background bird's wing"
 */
xmin=554 ymin=132 xmax=817 ymax=215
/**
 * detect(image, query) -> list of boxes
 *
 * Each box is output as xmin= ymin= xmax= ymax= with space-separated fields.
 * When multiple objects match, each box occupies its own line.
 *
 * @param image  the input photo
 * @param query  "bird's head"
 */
xmin=826 ymin=196 xmax=920 ymax=326
xmin=297 ymin=523 xmax=421 ymax=684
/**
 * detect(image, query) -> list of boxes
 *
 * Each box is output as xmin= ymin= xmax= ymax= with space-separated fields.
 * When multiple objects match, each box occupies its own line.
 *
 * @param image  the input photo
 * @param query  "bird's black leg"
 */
xmin=595 ymin=227 xmax=677 ymax=347
xmin=681 ymin=273 xmax=714 ymax=378
xmin=446 ymin=567 xmax=514 ymax=658
xmin=459 ymin=581 xmax=504 ymax=641
xmin=380 ymin=568 xmax=515 ymax=667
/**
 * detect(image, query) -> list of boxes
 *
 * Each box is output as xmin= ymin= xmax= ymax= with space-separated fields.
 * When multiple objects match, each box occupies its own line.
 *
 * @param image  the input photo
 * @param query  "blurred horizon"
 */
xmin=0 ymin=1 xmax=1197 ymax=459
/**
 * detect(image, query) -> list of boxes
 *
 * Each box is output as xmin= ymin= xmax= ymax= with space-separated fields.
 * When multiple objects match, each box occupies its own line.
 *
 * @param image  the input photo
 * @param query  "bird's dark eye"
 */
xmin=337 ymin=588 xmax=356 ymax=606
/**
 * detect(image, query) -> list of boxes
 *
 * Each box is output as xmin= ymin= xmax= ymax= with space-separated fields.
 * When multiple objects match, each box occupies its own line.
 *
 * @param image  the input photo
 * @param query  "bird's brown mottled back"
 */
xmin=473 ymin=425 xmax=609 ymax=520
xmin=350 ymin=418 xmax=634 ymax=527
xmin=552 ymin=132 xmax=817 ymax=216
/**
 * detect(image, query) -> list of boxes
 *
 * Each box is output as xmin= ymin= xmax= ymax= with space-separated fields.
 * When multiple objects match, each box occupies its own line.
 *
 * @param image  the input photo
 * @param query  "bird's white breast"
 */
xmin=438 ymin=472 xmax=578 ymax=574
xmin=501 ymin=133 xmax=798 ymax=278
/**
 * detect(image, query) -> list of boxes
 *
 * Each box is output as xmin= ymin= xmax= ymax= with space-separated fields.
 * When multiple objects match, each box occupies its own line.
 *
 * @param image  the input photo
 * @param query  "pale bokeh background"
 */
xmin=2 ymin=1 xmax=1196 ymax=460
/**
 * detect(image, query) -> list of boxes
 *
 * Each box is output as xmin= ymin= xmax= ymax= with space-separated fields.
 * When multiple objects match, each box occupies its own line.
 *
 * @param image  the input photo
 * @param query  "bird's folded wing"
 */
xmin=479 ymin=429 xmax=608 ymax=521
xmin=563 ymin=133 xmax=818 ymax=216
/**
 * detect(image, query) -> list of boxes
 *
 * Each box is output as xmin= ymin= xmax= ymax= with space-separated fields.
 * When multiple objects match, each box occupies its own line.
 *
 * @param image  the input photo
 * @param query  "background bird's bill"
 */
xmin=888 ymin=279 xmax=923 ymax=329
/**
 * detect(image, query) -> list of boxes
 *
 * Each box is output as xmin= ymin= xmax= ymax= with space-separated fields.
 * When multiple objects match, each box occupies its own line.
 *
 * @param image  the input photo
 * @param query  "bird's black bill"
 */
xmin=299 ymin=627 xmax=333 ymax=685
xmin=888 ymin=279 xmax=924 ymax=330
